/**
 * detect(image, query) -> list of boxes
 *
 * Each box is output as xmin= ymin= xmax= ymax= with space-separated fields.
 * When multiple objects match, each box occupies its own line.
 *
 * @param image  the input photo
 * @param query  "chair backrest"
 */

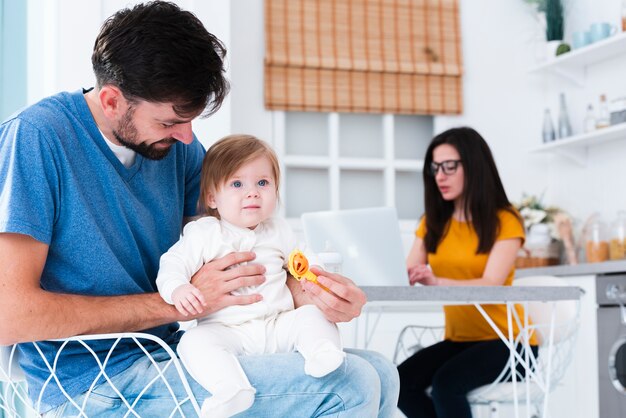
xmin=0 ymin=333 xmax=201 ymax=417
xmin=0 ymin=344 xmax=25 ymax=383
xmin=467 ymin=275 xmax=581 ymax=409
xmin=513 ymin=275 xmax=579 ymax=345
xmin=1 ymin=344 xmax=34 ymax=418
xmin=510 ymin=275 xmax=580 ymax=395
xmin=393 ymin=325 xmax=445 ymax=365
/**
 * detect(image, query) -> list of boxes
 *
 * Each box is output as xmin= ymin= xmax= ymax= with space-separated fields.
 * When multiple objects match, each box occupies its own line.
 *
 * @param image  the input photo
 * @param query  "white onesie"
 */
xmin=156 ymin=216 xmax=344 ymax=418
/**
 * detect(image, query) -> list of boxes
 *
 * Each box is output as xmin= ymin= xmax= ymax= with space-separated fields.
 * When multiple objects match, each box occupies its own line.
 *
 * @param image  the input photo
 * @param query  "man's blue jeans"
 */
xmin=45 ymin=348 xmax=399 ymax=417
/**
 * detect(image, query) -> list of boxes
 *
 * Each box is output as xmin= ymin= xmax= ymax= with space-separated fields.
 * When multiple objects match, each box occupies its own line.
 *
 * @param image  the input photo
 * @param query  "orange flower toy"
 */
xmin=287 ymin=249 xmax=329 ymax=291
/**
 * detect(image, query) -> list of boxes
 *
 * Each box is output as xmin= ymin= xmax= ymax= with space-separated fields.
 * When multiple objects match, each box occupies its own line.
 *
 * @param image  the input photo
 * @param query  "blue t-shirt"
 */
xmin=0 ymin=89 xmax=204 ymax=411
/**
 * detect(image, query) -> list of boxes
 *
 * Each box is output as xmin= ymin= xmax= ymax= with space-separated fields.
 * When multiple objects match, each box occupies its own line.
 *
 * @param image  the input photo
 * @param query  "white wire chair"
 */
xmin=393 ymin=276 xmax=580 ymax=418
xmin=392 ymin=325 xmax=445 ymax=366
xmin=0 ymin=333 xmax=201 ymax=418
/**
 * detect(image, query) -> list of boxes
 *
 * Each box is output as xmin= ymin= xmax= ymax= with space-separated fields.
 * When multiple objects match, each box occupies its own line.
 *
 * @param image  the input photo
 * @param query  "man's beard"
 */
xmin=113 ymin=109 xmax=176 ymax=161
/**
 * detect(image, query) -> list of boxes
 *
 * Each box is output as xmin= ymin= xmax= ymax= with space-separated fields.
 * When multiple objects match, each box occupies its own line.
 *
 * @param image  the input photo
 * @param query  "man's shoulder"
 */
xmin=1 ymin=91 xmax=88 ymax=142
xmin=8 ymin=91 xmax=80 ymax=123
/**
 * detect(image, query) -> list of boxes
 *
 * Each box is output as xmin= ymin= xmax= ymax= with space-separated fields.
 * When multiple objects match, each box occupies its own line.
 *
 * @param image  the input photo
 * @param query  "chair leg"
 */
xmin=489 ymin=401 xmax=500 ymax=418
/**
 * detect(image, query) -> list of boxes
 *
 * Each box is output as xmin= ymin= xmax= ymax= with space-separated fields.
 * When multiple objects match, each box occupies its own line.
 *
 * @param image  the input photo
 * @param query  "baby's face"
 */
xmin=209 ymin=156 xmax=278 ymax=229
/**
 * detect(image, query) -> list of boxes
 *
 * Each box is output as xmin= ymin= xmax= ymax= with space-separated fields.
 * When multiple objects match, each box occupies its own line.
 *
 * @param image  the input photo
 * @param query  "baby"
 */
xmin=156 ymin=134 xmax=345 ymax=418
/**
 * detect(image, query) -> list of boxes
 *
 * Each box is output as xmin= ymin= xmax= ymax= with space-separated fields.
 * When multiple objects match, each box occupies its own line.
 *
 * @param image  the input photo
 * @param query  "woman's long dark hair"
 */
xmin=423 ymin=127 xmax=521 ymax=254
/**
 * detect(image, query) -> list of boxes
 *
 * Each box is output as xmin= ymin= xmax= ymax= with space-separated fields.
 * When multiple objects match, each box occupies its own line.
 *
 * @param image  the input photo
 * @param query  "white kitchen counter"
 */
xmin=515 ymin=265 xmax=605 ymax=418
xmin=517 ymin=260 xmax=626 ymax=277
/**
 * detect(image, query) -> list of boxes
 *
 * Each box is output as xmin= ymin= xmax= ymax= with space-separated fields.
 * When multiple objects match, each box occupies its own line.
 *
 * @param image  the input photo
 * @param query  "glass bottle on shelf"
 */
xmin=542 ymin=108 xmax=556 ymax=143
xmin=585 ymin=216 xmax=609 ymax=263
xmin=610 ymin=211 xmax=626 ymax=260
xmin=584 ymin=104 xmax=596 ymax=133
xmin=558 ymin=93 xmax=573 ymax=138
xmin=596 ymin=94 xmax=611 ymax=129
xmin=622 ymin=0 xmax=626 ymax=31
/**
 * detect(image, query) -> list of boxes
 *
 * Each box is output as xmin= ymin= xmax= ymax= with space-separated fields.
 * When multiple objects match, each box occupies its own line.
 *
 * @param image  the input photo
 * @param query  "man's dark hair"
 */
xmin=92 ymin=1 xmax=229 ymax=117
xmin=422 ymin=127 xmax=522 ymax=254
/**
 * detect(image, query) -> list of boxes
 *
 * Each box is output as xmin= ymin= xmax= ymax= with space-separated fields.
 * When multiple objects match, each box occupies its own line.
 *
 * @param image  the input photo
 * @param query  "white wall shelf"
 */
xmin=530 ymin=122 xmax=626 ymax=166
xmin=529 ymin=32 xmax=626 ymax=86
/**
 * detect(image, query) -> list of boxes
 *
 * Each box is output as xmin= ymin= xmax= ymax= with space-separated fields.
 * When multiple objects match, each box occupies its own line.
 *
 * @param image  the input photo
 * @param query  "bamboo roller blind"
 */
xmin=264 ymin=0 xmax=463 ymax=115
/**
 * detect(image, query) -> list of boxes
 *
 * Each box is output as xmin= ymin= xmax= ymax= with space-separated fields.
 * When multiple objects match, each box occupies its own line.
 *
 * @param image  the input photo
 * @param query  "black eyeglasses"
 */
xmin=428 ymin=160 xmax=462 ymax=176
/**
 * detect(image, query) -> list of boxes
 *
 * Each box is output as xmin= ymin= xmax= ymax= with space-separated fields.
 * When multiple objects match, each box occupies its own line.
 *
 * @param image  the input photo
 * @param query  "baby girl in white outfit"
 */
xmin=156 ymin=134 xmax=344 ymax=418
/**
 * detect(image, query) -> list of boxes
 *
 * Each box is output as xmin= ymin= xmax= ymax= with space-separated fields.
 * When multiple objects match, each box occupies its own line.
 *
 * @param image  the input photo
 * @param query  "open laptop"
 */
xmin=301 ymin=207 xmax=409 ymax=286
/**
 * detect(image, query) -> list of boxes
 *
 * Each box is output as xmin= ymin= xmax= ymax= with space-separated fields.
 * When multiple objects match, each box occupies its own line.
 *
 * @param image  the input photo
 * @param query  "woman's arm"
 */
xmin=406 ymin=236 xmax=428 ymax=268
xmin=410 ymin=237 xmax=522 ymax=287
xmin=406 ymin=237 xmax=431 ymax=286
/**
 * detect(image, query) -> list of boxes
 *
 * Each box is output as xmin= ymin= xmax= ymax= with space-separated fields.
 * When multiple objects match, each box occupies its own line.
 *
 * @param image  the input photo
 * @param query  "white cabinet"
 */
xmin=274 ymin=112 xmax=433 ymax=220
xmin=546 ymin=275 xmax=598 ymax=418
xmin=529 ymin=32 xmax=626 ymax=165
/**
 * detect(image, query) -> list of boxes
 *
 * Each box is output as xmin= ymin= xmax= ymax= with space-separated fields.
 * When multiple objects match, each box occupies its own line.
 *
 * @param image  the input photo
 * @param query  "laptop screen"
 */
xmin=301 ymin=207 xmax=410 ymax=287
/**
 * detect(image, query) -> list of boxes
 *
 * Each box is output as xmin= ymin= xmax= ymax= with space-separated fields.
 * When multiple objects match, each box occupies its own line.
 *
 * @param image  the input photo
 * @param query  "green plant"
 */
xmin=524 ymin=0 xmax=565 ymax=41
xmin=556 ymin=42 xmax=571 ymax=55
xmin=545 ymin=0 xmax=564 ymax=41
xmin=514 ymin=193 xmax=562 ymax=230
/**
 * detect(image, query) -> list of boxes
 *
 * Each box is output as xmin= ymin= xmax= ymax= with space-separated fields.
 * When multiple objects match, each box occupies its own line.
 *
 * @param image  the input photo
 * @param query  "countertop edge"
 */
xmin=362 ymin=285 xmax=583 ymax=302
xmin=516 ymin=260 xmax=626 ymax=277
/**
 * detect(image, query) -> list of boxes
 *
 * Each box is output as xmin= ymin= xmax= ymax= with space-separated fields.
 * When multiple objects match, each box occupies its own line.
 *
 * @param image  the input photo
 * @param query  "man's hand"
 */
xmin=291 ymin=266 xmax=366 ymax=323
xmin=190 ymin=251 xmax=266 ymax=317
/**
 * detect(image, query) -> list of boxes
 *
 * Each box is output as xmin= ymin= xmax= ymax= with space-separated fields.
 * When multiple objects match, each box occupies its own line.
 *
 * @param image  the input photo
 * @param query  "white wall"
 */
xmin=434 ymin=0 xmax=625 ymax=227
xmin=540 ymin=0 xmax=626 ymax=224
xmin=225 ymin=0 xmax=626 ymax=228
xmin=25 ymin=0 xmax=232 ymax=150
xmin=435 ymin=0 xmax=547 ymax=204
xmin=24 ymin=0 xmax=626 ymax=225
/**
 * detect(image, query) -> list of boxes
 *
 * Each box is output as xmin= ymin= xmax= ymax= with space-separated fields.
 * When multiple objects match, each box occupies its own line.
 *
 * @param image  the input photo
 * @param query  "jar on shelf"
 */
xmin=517 ymin=223 xmax=560 ymax=267
xmin=584 ymin=104 xmax=596 ymax=133
xmin=586 ymin=217 xmax=609 ymax=263
xmin=610 ymin=97 xmax=626 ymax=125
xmin=610 ymin=211 xmax=626 ymax=260
xmin=596 ymin=94 xmax=611 ymax=129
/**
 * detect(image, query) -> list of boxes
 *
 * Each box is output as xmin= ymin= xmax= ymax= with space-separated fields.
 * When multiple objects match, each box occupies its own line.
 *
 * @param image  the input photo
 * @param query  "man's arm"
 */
xmin=0 ymin=233 xmax=181 ymax=345
xmin=0 ymin=233 xmax=267 ymax=345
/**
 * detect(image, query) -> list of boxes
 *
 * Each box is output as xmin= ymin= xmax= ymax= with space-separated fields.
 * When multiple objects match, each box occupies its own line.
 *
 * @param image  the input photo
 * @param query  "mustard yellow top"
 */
xmin=416 ymin=210 xmax=536 ymax=344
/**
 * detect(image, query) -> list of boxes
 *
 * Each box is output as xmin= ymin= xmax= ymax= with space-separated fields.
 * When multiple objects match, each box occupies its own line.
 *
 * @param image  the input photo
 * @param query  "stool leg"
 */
xmin=489 ymin=401 xmax=500 ymax=418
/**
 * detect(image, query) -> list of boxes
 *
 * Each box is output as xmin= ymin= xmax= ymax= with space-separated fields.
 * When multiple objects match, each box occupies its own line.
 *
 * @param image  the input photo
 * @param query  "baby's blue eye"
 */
xmin=232 ymin=181 xmax=242 ymax=188
xmin=258 ymin=179 xmax=269 ymax=187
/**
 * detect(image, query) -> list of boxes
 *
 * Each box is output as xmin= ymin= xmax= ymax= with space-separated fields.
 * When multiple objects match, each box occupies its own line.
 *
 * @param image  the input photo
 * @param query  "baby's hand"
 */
xmin=172 ymin=284 xmax=207 ymax=316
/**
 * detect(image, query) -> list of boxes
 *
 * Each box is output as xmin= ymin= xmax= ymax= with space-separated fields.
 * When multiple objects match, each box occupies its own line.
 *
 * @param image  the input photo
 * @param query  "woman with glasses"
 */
xmin=396 ymin=127 xmax=537 ymax=418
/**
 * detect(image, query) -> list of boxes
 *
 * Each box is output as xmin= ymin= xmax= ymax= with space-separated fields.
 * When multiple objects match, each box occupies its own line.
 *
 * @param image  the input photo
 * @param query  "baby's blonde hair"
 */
xmin=198 ymin=134 xmax=280 ymax=218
